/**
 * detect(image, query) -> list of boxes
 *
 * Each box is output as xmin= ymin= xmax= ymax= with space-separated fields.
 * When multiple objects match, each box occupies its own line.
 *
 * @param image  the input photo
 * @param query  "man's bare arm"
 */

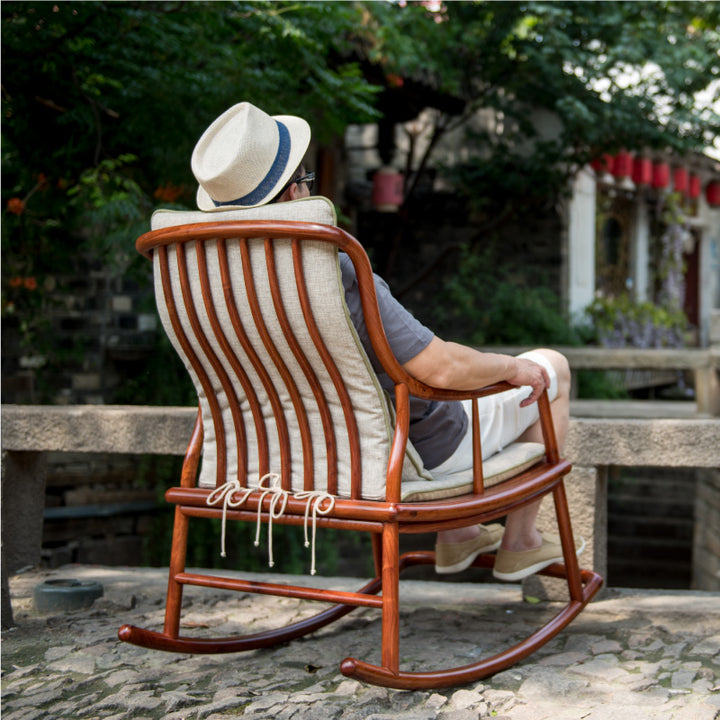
xmin=402 ymin=337 xmax=550 ymax=407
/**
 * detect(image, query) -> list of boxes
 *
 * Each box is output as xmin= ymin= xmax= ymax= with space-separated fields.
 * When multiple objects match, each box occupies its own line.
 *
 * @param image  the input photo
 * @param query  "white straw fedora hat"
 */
xmin=191 ymin=102 xmax=311 ymax=210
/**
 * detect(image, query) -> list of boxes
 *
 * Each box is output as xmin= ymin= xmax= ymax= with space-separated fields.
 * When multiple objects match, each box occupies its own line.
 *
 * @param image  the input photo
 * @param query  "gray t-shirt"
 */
xmin=339 ymin=254 xmax=468 ymax=469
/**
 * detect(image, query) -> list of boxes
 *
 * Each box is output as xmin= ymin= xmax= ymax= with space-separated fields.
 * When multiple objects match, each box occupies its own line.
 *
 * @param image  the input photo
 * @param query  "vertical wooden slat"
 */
xmin=538 ymin=390 xmax=560 ymax=464
xmin=264 ymin=239 xmax=318 ymax=490
xmin=386 ymin=383 xmax=409 ymax=504
xmin=180 ymin=410 xmax=203 ymax=489
xmin=158 ymin=245 xmax=226 ymax=487
xmin=471 ymin=398 xmax=485 ymax=494
xmin=195 ymin=241 xmax=253 ymax=482
xmin=292 ymin=239 xmax=362 ymax=496
xmin=176 ymin=243 xmax=239 ymax=487
xmin=163 ymin=506 xmax=190 ymax=638
xmin=240 ymin=239 xmax=299 ymax=491
xmin=553 ymin=481 xmax=584 ymax=602
xmin=217 ymin=238 xmax=281 ymax=479
xmin=370 ymin=532 xmax=383 ymax=580
xmin=380 ymin=522 xmax=400 ymax=673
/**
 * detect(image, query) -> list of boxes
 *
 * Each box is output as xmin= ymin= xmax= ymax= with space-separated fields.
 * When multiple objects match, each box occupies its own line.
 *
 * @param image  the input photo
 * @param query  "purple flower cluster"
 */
xmin=598 ymin=315 xmax=683 ymax=349
xmin=657 ymin=223 xmax=686 ymax=312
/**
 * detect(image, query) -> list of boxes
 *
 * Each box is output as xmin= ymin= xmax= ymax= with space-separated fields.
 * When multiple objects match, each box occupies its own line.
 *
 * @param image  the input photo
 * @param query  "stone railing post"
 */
xmin=1 ymin=450 xmax=48 ymax=628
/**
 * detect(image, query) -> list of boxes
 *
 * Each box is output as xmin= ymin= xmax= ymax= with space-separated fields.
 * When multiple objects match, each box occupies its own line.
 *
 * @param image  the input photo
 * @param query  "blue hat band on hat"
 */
xmin=213 ymin=120 xmax=291 ymax=207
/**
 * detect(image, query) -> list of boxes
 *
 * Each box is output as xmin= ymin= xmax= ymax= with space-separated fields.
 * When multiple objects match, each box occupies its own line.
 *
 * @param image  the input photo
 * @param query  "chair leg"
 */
xmin=340 ymin=479 xmax=604 ymax=690
xmin=341 ymin=558 xmax=603 ymax=690
xmin=164 ymin=507 xmax=190 ymax=638
xmin=380 ymin=523 xmax=400 ymax=673
xmin=552 ymin=480 xmax=584 ymax=603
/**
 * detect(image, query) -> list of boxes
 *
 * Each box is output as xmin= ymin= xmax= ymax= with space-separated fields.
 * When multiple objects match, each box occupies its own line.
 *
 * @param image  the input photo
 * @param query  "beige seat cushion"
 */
xmin=401 ymin=442 xmax=545 ymax=502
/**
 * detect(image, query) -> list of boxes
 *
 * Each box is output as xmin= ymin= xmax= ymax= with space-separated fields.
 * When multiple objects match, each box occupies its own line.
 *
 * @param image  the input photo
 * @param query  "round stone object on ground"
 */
xmin=33 ymin=578 xmax=104 ymax=613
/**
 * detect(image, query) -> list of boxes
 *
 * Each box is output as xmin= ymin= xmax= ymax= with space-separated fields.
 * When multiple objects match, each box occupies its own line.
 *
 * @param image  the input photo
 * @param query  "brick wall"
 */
xmin=607 ymin=467 xmax=696 ymax=589
xmin=2 ymin=267 xmax=157 ymax=406
xmin=40 ymin=452 xmax=171 ymax=569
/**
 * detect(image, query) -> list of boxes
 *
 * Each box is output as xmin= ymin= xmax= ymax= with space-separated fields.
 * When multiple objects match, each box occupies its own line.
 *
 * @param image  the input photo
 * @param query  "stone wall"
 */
xmin=40 ymin=452 xmax=164 ymax=569
xmin=4 ymin=405 xmax=720 ymax=616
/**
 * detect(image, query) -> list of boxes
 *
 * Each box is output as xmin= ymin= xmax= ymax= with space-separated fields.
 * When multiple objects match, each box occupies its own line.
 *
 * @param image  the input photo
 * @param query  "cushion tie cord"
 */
xmin=294 ymin=490 xmax=336 ymax=575
xmin=206 ymin=479 xmax=253 ymax=558
xmin=205 ymin=474 xmax=334 ymax=573
xmin=253 ymin=473 xmax=290 ymax=568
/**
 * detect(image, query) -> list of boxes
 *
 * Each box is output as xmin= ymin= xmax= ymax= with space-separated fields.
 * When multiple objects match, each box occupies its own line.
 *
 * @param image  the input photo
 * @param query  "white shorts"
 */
xmin=427 ymin=350 xmax=558 ymax=477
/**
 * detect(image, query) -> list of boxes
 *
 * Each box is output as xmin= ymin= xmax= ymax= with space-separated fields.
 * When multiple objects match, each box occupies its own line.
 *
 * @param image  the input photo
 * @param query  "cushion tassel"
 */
xmin=294 ymin=491 xmax=335 ymax=575
xmin=206 ymin=479 xmax=253 ymax=557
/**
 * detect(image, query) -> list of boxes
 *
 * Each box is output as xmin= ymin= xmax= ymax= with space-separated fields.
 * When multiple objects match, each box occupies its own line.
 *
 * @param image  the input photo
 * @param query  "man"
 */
xmin=191 ymin=102 xmax=583 ymax=582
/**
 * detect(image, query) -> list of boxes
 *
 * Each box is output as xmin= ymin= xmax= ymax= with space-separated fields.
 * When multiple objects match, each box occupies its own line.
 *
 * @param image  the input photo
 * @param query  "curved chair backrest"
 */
xmin=141 ymin=197 xmax=430 ymax=501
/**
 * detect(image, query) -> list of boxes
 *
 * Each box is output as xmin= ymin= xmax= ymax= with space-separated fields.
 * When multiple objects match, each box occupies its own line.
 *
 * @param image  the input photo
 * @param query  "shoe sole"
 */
xmin=492 ymin=537 xmax=586 ymax=582
xmin=435 ymin=539 xmax=502 ymax=574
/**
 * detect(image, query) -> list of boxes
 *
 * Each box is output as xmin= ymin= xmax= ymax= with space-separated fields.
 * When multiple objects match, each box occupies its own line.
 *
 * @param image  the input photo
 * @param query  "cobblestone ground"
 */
xmin=2 ymin=566 xmax=719 ymax=720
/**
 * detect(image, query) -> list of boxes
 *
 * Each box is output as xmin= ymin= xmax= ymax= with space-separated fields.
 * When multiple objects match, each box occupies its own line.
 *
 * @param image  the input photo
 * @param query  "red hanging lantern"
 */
xmin=652 ymin=161 xmax=670 ymax=189
xmin=688 ymin=174 xmax=701 ymax=200
xmin=591 ymin=155 xmax=615 ymax=175
xmin=673 ymin=167 xmax=688 ymax=195
xmin=371 ymin=168 xmax=404 ymax=212
xmin=632 ymin=157 xmax=653 ymax=186
xmin=613 ymin=151 xmax=632 ymax=179
xmin=706 ymin=180 xmax=720 ymax=207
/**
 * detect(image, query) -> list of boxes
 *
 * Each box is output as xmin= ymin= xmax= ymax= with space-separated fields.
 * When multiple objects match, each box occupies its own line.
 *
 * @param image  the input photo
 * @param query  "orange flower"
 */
xmin=7 ymin=198 xmax=25 ymax=215
xmin=24 ymin=277 xmax=38 ymax=291
xmin=154 ymin=183 xmax=184 ymax=203
xmin=9 ymin=276 xmax=23 ymax=288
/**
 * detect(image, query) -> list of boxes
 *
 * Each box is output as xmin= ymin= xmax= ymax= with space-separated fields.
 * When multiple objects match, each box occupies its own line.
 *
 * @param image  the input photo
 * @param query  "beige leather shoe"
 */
xmin=493 ymin=533 xmax=585 ymax=582
xmin=434 ymin=523 xmax=505 ymax=574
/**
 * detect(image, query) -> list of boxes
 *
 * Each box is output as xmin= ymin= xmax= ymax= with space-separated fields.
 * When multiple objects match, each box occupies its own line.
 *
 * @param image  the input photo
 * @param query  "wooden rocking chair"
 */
xmin=118 ymin=197 xmax=602 ymax=689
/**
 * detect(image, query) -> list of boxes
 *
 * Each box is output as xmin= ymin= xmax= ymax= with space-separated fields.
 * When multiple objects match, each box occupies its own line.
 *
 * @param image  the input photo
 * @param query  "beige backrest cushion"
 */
xmin=151 ymin=197 xmax=433 ymax=500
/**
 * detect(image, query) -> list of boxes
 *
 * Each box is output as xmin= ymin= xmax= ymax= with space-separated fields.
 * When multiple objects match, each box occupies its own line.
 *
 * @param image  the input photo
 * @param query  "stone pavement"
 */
xmin=2 ymin=565 xmax=719 ymax=720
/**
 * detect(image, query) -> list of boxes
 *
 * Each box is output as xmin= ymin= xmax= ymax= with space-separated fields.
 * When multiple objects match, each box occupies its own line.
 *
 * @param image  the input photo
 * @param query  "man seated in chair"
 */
xmin=190 ymin=102 xmax=584 ymax=582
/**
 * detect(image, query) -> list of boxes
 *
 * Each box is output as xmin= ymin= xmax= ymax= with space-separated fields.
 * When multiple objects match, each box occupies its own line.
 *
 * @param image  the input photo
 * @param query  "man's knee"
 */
xmin=534 ymin=348 xmax=571 ymax=392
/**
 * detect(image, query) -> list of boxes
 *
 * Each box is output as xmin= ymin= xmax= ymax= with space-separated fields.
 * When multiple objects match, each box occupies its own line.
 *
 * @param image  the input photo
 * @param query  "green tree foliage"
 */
xmin=2 ymin=0 xmax=717 ymax=363
xmin=357 ymin=1 xmax=718 ymax=348
xmin=2 ymin=2 xmax=380 ymax=267
xmin=363 ymin=1 xmax=719 ymax=210
xmin=1 ymin=1 xmax=381 ymax=360
xmin=436 ymin=246 xmax=586 ymax=346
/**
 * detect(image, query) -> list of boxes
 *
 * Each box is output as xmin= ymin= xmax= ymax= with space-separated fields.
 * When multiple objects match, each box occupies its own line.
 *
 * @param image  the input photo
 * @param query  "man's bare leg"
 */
xmin=500 ymin=348 xmax=571 ymax=551
xmin=437 ymin=349 xmax=571 ymax=549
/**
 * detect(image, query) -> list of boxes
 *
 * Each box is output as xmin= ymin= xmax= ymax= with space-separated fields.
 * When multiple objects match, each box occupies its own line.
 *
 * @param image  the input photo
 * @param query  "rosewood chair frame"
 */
xmin=118 ymin=219 xmax=603 ymax=690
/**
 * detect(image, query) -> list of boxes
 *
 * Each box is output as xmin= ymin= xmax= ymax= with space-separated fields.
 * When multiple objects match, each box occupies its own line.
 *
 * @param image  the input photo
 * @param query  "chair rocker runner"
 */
xmin=118 ymin=197 xmax=603 ymax=690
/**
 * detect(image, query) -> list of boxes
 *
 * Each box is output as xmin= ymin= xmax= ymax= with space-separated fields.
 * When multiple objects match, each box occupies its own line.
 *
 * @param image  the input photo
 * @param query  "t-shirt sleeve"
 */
xmin=339 ymin=253 xmax=434 ymax=369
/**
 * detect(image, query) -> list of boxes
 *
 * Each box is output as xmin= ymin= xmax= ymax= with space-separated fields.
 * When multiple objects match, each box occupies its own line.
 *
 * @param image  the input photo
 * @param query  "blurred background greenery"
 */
xmin=3 ymin=1 xmax=718 ymax=572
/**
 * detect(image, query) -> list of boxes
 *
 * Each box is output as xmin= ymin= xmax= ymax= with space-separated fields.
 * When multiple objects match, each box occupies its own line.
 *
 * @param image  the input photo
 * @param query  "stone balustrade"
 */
xmin=476 ymin=345 xmax=720 ymax=415
xmin=3 ymin=403 xmax=719 ymax=624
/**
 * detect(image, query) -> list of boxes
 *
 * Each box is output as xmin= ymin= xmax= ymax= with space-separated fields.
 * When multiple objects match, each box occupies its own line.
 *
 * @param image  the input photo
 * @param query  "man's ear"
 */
xmin=286 ymin=182 xmax=300 ymax=200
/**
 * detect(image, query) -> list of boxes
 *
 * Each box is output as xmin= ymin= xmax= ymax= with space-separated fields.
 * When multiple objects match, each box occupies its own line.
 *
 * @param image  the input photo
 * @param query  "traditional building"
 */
xmin=567 ymin=154 xmax=720 ymax=347
xmin=344 ymin=112 xmax=720 ymax=349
